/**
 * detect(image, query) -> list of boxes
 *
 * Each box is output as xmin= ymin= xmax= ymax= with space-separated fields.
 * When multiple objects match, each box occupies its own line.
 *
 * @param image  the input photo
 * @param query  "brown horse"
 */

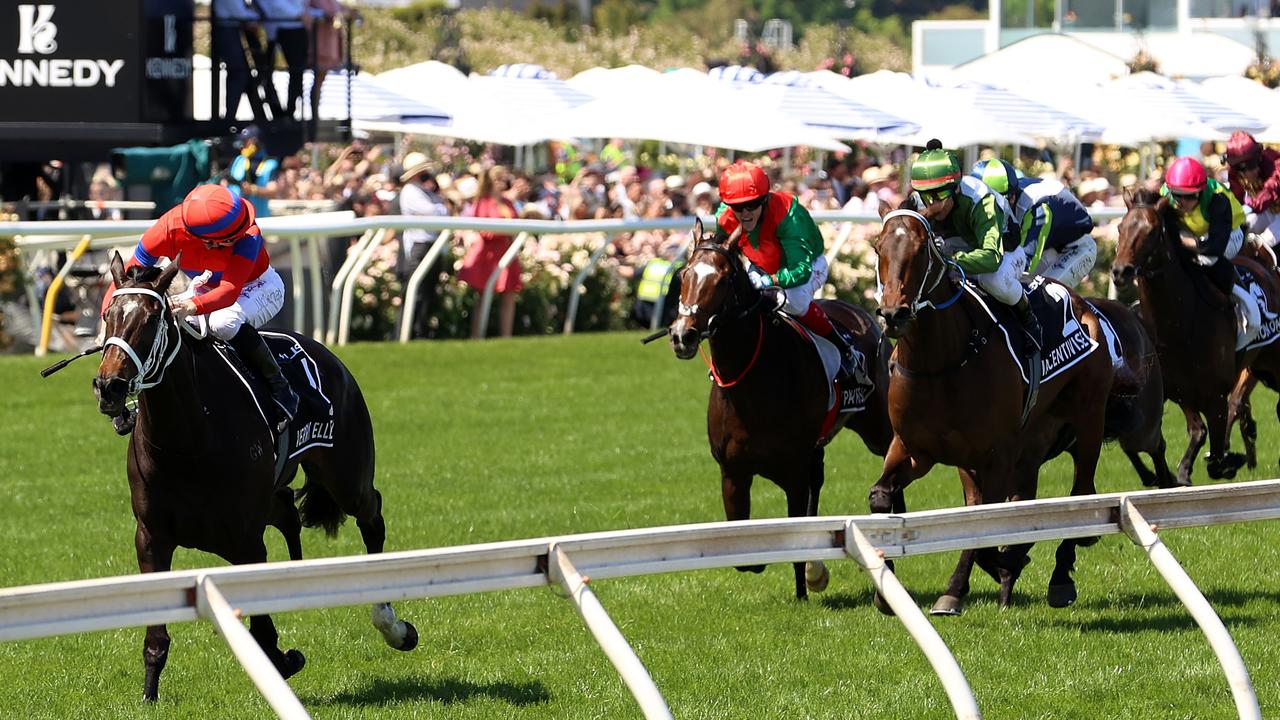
xmin=869 ymin=203 xmax=1116 ymax=615
xmin=668 ymin=219 xmax=893 ymax=600
xmin=1112 ymin=188 xmax=1280 ymax=484
xmin=91 ymin=256 xmax=418 ymax=702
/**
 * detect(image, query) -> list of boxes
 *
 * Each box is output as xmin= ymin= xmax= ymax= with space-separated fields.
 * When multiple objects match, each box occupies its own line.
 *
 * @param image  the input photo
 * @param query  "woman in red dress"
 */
xmin=458 ymin=165 xmax=523 ymax=338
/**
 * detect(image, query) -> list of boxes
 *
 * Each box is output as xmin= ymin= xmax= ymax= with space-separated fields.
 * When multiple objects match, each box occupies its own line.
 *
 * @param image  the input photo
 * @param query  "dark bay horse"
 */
xmin=668 ymin=220 xmax=893 ymax=600
xmin=1112 ymin=188 xmax=1280 ymax=484
xmin=870 ymin=203 xmax=1117 ymax=615
xmin=92 ymin=256 xmax=417 ymax=701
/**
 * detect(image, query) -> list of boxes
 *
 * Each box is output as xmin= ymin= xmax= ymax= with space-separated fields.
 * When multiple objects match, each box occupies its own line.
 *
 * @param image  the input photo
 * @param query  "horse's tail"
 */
xmin=297 ymin=476 xmax=346 ymax=537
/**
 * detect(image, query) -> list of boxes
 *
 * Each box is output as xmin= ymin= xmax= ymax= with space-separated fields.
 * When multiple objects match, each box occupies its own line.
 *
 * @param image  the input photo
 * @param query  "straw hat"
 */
xmin=691 ymin=181 xmax=713 ymax=198
xmin=1079 ymin=177 xmax=1111 ymax=197
xmin=455 ymin=176 xmax=479 ymax=200
xmin=861 ymin=165 xmax=889 ymax=184
xmin=399 ymin=152 xmax=437 ymax=183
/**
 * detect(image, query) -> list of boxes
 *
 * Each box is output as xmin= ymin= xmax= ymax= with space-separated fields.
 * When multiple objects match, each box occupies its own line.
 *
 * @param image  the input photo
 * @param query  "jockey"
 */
xmin=910 ymin=140 xmax=1041 ymax=351
xmin=1224 ymin=130 xmax=1280 ymax=247
xmin=715 ymin=159 xmax=869 ymax=385
xmin=971 ymin=159 xmax=1097 ymax=289
xmin=102 ymin=184 xmax=299 ymax=424
xmin=1162 ymin=155 xmax=1260 ymax=349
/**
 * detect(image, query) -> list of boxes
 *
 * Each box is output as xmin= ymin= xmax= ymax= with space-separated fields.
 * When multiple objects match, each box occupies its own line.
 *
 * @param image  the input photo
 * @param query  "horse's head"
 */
xmin=93 ymin=252 xmax=184 ymax=418
xmin=669 ymin=219 xmax=748 ymax=359
xmin=872 ymin=198 xmax=953 ymax=338
xmin=1112 ymin=188 xmax=1172 ymax=288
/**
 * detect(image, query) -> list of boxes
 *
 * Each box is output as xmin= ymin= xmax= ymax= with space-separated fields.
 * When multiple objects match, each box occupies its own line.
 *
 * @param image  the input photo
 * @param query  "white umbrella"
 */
xmin=1193 ymin=75 xmax=1280 ymax=144
xmin=712 ymin=69 xmax=918 ymax=138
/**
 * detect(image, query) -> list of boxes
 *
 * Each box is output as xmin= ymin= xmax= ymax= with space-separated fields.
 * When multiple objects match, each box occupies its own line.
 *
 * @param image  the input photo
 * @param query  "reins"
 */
xmin=687 ymin=242 xmax=770 ymax=386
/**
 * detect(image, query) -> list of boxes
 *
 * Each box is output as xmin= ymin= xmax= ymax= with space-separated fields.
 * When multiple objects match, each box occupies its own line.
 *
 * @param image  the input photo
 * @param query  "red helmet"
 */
xmin=181 ymin=184 xmax=254 ymax=244
xmin=1226 ymin=130 xmax=1262 ymax=166
xmin=719 ymin=160 xmax=770 ymax=204
xmin=1165 ymin=157 xmax=1208 ymax=195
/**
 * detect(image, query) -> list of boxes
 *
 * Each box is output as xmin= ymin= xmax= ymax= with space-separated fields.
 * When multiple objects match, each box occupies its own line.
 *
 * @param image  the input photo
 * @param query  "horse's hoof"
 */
xmin=735 ymin=564 xmax=765 ymax=574
xmin=141 ymin=692 xmax=158 ymax=703
xmin=396 ymin=622 xmax=419 ymax=652
xmin=873 ymin=591 xmax=895 ymax=616
xmin=804 ymin=561 xmax=830 ymax=593
xmin=279 ymin=649 xmax=306 ymax=679
xmin=929 ymin=596 xmax=963 ymax=616
xmin=1075 ymin=536 xmax=1100 ymax=548
xmin=1047 ymin=583 xmax=1077 ymax=608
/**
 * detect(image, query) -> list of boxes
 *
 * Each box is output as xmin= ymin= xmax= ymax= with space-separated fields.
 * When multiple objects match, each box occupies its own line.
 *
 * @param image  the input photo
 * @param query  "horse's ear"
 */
xmin=692 ymin=217 xmax=704 ymax=240
xmin=877 ymin=201 xmax=894 ymax=221
xmin=1123 ymin=188 xmax=1134 ymax=209
xmin=157 ymin=252 xmax=182 ymax=293
xmin=109 ymin=251 xmax=126 ymax=288
xmin=1155 ymin=194 xmax=1170 ymax=213
xmin=721 ymin=225 xmax=742 ymax=249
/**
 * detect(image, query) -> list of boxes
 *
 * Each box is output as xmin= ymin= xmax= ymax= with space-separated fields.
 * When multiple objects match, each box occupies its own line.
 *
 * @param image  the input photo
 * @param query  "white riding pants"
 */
xmin=195 ymin=267 xmax=287 ymax=341
xmin=780 ymin=255 xmax=829 ymax=316
xmin=942 ymin=237 xmax=1025 ymax=306
xmin=1033 ymin=235 xmax=1097 ymax=288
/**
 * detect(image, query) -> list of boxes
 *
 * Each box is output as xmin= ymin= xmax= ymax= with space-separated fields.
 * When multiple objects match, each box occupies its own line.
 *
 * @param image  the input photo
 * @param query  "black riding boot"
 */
xmin=231 ymin=324 xmax=299 ymax=428
xmin=821 ymin=326 xmax=871 ymax=387
xmin=1014 ymin=293 xmax=1042 ymax=352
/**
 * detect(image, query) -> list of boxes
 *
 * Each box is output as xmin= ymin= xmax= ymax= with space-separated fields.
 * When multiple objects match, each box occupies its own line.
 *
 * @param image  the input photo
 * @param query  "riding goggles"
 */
xmin=917 ymin=187 xmax=953 ymax=205
xmin=727 ymin=196 xmax=767 ymax=214
xmin=1232 ymin=158 xmax=1259 ymax=173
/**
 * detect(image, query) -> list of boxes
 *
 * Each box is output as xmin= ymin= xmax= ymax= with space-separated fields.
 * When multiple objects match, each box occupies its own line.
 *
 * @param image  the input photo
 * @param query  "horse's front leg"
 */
xmin=136 ymin=522 xmax=175 ymax=702
xmin=870 ymin=436 xmax=933 ymax=615
xmin=1204 ymin=395 xmax=1246 ymax=480
xmin=802 ymin=448 xmax=830 ymax=595
xmin=1176 ymin=405 xmax=1207 ymax=485
xmin=721 ymin=463 xmax=763 ymax=574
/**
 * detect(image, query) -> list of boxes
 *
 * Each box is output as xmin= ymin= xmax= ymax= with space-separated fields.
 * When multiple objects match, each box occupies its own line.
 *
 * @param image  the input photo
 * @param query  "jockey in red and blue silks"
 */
xmin=1225 ymin=130 xmax=1280 ymax=248
xmin=714 ymin=159 xmax=868 ymax=384
xmin=102 ymin=183 xmax=298 ymax=421
xmin=1163 ymin=156 xmax=1260 ymax=350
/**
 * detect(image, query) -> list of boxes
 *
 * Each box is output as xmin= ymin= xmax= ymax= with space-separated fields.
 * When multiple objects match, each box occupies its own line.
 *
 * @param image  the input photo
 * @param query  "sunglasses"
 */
xmin=1233 ymin=159 xmax=1259 ymax=172
xmin=918 ymin=187 xmax=953 ymax=205
xmin=1170 ymin=190 xmax=1199 ymax=203
xmin=727 ymin=196 xmax=766 ymax=214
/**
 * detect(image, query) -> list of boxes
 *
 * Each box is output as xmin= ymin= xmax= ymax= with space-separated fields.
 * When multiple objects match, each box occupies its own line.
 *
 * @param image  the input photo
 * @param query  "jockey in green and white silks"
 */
xmin=1164 ymin=155 xmax=1259 ymax=349
xmin=715 ymin=159 xmax=870 ymax=384
xmin=909 ymin=140 xmax=1043 ymax=351
xmin=972 ymin=159 xmax=1097 ymax=289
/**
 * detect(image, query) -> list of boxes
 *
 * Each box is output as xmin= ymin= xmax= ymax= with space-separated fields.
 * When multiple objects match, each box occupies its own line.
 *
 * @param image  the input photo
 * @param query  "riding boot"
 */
xmin=800 ymin=303 xmax=870 ymax=386
xmin=231 ymin=324 xmax=299 ymax=429
xmin=1014 ymin=293 xmax=1042 ymax=352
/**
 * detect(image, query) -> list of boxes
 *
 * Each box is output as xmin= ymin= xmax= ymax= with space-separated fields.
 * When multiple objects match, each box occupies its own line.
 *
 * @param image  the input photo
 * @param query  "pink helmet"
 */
xmin=1165 ymin=157 xmax=1208 ymax=195
xmin=1226 ymin=131 xmax=1262 ymax=166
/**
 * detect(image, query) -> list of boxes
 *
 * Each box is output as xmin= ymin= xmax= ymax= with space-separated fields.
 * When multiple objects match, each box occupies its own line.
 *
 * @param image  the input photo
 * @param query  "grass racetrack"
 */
xmin=2 ymin=331 xmax=1280 ymax=719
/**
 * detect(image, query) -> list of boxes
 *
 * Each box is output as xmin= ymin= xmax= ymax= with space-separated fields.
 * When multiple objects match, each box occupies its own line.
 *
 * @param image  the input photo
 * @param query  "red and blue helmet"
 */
xmin=181 ymin=184 xmax=255 ymax=245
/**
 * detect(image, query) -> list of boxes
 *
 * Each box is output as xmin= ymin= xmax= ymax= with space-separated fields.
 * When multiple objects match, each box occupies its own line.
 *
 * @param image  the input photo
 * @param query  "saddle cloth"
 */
xmin=775 ymin=313 xmax=874 ymax=446
xmin=210 ymin=331 xmax=336 ymax=483
xmin=967 ymin=276 xmax=1100 ymax=385
xmin=1235 ymin=265 xmax=1280 ymax=352
xmin=1084 ymin=302 xmax=1126 ymax=370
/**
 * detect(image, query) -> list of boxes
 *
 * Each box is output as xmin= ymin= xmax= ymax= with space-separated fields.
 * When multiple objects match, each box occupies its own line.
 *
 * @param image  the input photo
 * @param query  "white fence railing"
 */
xmin=1 ymin=478 xmax=1275 ymax=720
xmin=1 ymin=209 xmax=1127 ymax=350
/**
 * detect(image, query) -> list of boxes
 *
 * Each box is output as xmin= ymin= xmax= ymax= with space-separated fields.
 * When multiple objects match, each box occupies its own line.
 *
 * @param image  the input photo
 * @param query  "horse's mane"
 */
xmin=1130 ymin=187 xmax=1162 ymax=208
xmin=122 ymin=261 xmax=191 ymax=298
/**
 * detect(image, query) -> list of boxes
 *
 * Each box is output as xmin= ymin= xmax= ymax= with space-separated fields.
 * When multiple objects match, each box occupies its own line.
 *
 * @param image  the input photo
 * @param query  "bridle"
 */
xmin=102 ymin=287 xmax=190 ymax=397
xmin=679 ymin=242 xmax=768 ymax=340
xmin=1121 ymin=201 xmax=1173 ymax=279
xmin=878 ymin=209 xmax=966 ymax=316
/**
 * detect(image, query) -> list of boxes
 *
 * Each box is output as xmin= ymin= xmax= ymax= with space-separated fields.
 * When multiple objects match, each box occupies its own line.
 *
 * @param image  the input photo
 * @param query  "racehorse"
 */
xmin=1112 ymin=188 xmax=1280 ymax=484
xmin=91 ymin=255 xmax=417 ymax=701
xmin=869 ymin=203 xmax=1117 ymax=615
xmin=668 ymin=219 xmax=893 ymax=600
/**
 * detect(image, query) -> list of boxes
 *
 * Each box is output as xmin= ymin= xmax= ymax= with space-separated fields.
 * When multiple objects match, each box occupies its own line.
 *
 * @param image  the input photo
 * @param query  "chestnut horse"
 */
xmin=870 ymin=203 xmax=1116 ymax=615
xmin=1112 ymin=188 xmax=1280 ymax=484
xmin=668 ymin=220 xmax=893 ymax=600
xmin=91 ymin=257 xmax=418 ymax=701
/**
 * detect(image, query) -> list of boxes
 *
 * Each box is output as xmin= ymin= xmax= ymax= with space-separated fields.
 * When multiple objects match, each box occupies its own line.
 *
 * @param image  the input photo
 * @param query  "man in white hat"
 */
xmin=397 ymin=151 xmax=451 ymax=339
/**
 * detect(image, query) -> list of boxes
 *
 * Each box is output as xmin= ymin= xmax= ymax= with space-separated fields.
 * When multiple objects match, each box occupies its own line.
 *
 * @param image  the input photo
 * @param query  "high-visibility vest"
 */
xmin=637 ymin=259 xmax=677 ymax=302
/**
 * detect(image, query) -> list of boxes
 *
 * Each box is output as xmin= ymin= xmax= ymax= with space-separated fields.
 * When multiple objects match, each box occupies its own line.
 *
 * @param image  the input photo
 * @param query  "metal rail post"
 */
xmin=1118 ymin=497 xmax=1261 ymax=720
xmin=397 ymin=230 xmax=452 ymax=344
xmin=35 ymin=234 xmax=92 ymax=357
xmin=325 ymin=228 xmax=376 ymax=345
xmin=563 ymin=233 xmax=612 ymax=335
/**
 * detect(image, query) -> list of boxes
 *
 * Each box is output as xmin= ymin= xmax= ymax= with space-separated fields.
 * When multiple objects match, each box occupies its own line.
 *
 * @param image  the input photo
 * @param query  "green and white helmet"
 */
xmin=910 ymin=139 xmax=962 ymax=192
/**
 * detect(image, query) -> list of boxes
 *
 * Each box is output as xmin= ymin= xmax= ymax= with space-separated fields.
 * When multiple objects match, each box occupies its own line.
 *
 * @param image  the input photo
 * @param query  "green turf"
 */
xmin=2 ymin=332 xmax=1279 ymax=719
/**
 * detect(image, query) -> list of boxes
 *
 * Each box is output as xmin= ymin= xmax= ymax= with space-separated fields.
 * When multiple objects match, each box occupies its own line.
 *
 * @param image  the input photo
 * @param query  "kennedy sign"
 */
xmin=0 ymin=0 xmax=192 ymax=125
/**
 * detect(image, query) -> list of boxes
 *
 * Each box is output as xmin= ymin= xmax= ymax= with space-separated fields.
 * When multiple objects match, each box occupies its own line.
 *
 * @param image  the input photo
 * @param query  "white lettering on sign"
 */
xmin=3 ymin=6 xmax=126 ymax=88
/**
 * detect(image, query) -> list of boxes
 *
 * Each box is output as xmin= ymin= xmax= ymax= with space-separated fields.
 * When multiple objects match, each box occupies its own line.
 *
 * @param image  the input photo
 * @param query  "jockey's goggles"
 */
xmin=1232 ymin=158 xmax=1259 ymax=173
xmin=917 ymin=187 xmax=953 ymax=205
xmin=727 ymin=196 xmax=767 ymax=214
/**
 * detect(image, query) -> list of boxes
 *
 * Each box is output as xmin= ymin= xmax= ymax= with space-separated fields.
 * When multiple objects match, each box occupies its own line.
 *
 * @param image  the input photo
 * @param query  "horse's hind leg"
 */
xmin=269 ymin=487 xmax=303 ymax=561
xmin=356 ymin=488 xmax=419 ymax=652
xmin=1228 ymin=370 xmax=1259 ymax=469
xmin=229 ymin=538 xmax=307 ymax=679
xmin=1204 ymin=396 xmax=1246 ymax=480
xmin=136 ymin=524 xmax=175 ymax=702
xmin=1177 ymin=405 xmax=1208 ymax=485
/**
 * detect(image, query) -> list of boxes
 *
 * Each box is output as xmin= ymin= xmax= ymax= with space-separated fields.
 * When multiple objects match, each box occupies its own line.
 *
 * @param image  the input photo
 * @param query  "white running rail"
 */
xmin=1 ymin=479 xmax=1274 ymax=719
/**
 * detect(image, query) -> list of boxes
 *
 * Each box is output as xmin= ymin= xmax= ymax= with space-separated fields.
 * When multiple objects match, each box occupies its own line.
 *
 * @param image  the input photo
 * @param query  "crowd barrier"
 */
xmin=0 ymin=478 xmax=1274 ymax=719
xmin=0 ymin=209 xmax=1127 ymax=353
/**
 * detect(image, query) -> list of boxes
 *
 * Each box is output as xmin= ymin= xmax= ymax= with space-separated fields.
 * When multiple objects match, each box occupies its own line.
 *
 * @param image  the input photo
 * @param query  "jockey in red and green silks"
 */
xmin=909 ymin=139 xmax=1041 ymax=351
xmin=714 ymin=159 xmax=867 ymax=383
